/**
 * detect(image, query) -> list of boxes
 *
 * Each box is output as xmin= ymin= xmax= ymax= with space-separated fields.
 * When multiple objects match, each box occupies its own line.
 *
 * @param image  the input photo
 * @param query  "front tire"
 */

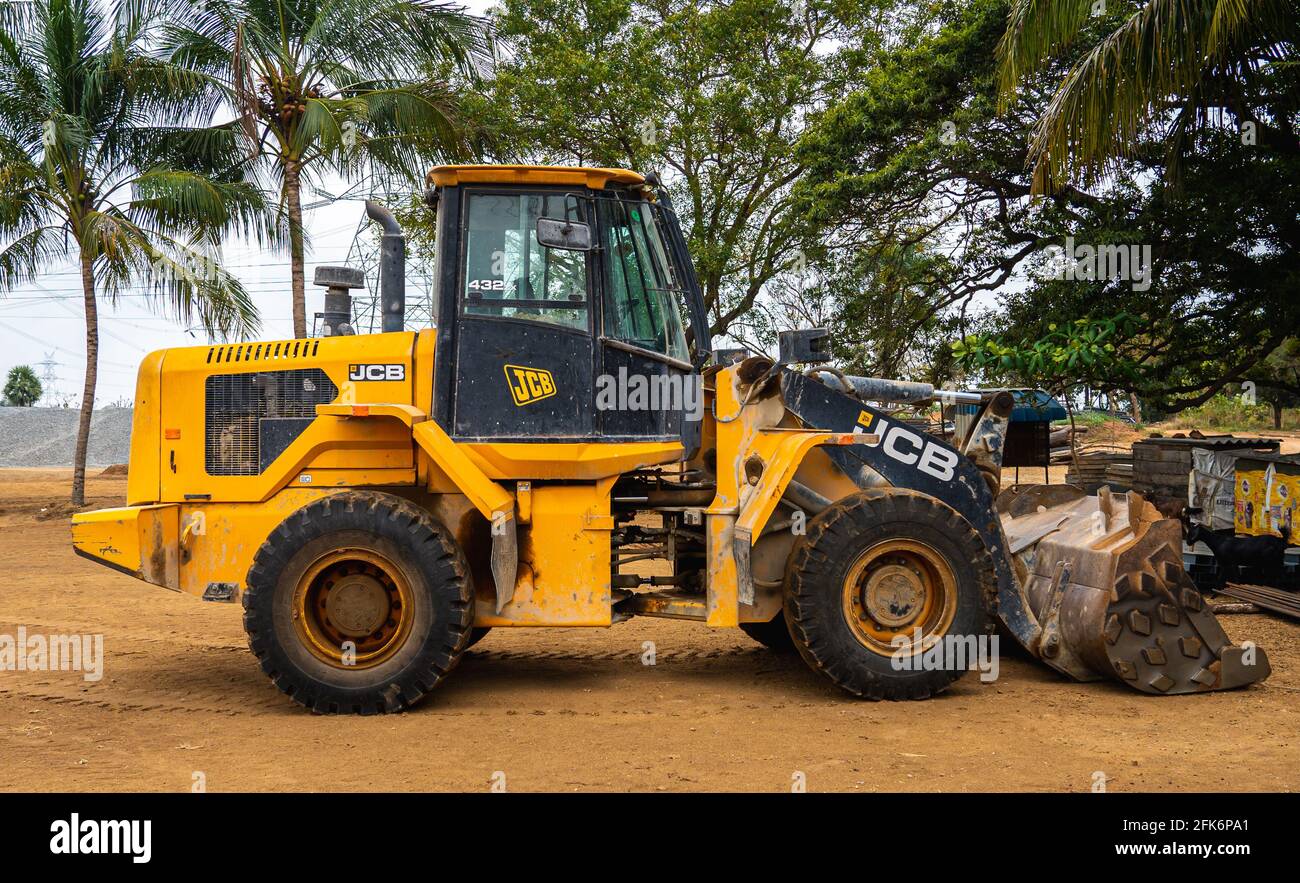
xmin=243 ymin=492 xmax=473 ymax=714
xmin=784 ymin=490 xmax=995 ymax=700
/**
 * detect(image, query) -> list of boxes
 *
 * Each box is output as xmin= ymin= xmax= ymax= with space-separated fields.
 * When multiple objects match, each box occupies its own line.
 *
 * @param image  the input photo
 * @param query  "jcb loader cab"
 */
xmin=71 ymin=165 xmax=1268 ymax=713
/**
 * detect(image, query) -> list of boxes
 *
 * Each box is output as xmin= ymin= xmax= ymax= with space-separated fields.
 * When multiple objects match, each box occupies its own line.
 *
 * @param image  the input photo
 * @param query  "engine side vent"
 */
xmin=205 ymin=368 xmax=338 ymax=476
xmin=206 ymin=339 xmax=321 ymax=364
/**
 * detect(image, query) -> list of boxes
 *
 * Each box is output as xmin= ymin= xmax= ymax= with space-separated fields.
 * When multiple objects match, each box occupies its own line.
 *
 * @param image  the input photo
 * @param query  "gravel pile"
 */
xmin=0 ymin=406 xmax=133 ymax=467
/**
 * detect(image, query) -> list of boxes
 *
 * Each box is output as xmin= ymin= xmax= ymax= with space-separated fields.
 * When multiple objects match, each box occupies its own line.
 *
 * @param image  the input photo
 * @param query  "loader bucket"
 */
xmin=997 ymin=485 xmax=1270 ymax=694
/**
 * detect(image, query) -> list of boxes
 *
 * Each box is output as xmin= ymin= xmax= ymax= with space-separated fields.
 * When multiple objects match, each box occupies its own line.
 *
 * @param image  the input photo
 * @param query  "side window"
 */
xmin=462 ymin=192 xmax=588 ymax=331
xmin=600 ymin=199 xmax=690 ymax=361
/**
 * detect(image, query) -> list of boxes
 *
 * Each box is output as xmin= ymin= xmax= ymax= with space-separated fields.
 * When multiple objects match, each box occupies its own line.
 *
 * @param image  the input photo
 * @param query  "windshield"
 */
xmin=598 ymin=197 xmax=690 ymax=363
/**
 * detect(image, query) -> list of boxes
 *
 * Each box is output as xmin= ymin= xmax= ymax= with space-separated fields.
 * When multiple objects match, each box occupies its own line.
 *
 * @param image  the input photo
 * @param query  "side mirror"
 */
xmin=536 ymin=217 xmax=593 ymax=251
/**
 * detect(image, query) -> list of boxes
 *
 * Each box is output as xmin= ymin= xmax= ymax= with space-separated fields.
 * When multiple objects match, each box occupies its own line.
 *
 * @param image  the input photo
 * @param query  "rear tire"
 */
xmin=784 ymin=490 xmax=995 ymax=700
xmin=243 ymin=492 xmax=473 ymax=714
xmin=739 ymin=612 xmax=795 ymax=652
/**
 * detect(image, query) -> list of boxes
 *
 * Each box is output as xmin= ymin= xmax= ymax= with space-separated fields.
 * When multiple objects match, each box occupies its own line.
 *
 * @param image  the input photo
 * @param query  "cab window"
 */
xmin=462 ymin=192 xmax=588 ymax=331
xmin=599 ymin=198 xmax=690 ymax=362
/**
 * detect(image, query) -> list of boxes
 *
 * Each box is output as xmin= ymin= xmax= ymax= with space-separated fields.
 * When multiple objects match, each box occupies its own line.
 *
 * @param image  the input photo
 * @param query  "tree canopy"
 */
xmin=477 ymin=0 xmax=879 ymax=337
xmin=793 ymin=0 xmax=1299 ymax=415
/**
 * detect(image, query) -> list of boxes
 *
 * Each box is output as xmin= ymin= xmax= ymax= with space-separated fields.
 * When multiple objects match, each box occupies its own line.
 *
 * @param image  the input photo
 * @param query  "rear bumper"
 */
xmin=71 ymin=504 xmax=180 ymax=591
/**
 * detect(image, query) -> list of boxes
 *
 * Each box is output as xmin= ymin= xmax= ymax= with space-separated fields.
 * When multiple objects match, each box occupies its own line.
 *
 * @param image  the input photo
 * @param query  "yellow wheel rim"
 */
xmin=292 ymin=548 xmax=414 ymax=670
xmin=841 ymin=539 xmax=958 ymax=657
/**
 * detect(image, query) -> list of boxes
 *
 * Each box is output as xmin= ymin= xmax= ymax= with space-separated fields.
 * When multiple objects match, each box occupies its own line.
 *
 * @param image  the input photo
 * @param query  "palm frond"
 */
xmin=0 ymin=225 xmax=66 ymax=289
xmin=996 ymin=0 xmax=1099 ymax=105
xmin=356 ymin=81 xmax=468 ymax=177
xmin=130 ymin=167 xmax=278 ymax=244
xmin=303 ymin=0 xmax=492 ymax=82
xmin=130 ymin=234 xmax=261 ymax=340
xmin=1003 ymin=0 xmax=1300 ymax=191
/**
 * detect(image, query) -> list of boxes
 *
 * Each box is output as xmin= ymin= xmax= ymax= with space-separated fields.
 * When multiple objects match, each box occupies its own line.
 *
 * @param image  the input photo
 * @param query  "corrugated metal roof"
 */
xmin=1233 ymin=452 xmax=1300 ymax=466
xmin=1136 ymin=435 xmax=1281 ymax=450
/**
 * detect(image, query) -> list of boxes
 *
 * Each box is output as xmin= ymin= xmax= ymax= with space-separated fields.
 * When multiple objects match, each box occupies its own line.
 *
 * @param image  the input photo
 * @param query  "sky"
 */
xmin=0 ymin=0 xmax=499 ymax=406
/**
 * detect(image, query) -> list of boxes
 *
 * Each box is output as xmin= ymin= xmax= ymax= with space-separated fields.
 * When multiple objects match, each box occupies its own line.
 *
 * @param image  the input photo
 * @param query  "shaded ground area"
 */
xmin=0 ymin=468 xmax=1296 ymax=792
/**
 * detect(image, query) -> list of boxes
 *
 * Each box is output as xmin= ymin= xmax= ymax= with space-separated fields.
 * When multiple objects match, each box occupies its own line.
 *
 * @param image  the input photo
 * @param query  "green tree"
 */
xmin=482 ymin=0 xmax=870 ymax=338
xmin=796 ymin=0 xmax=1299 ymax=410
xmin=795 ymin=0 xmax=1106 ymax=382
xmin=1248 ymin=338 xmax=1300 ymax=428
xmin=3 ymin=364 xmax=41 ymax=406
xmin=952 ymin=314 xmax=1142 ymax=392
xmin=998 ymin=0 xmax=1300 ymax=192
xmin=0 ymin=0 xmax=275 ymax=505
xmin=168 ymin=0 xmax=492 ymax=338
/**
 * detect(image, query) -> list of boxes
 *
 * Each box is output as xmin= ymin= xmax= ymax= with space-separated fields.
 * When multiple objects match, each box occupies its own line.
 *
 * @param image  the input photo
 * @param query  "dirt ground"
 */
xmin=1 ymin=467 xmax=1297 ymax=793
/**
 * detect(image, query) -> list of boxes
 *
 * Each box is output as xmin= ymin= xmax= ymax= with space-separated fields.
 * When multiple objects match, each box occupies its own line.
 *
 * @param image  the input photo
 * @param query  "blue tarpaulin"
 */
xmin=1009 ymin=389 xmax=1067 ymax=423
xmin=957 ymin=389 xmax=1067 ymax=423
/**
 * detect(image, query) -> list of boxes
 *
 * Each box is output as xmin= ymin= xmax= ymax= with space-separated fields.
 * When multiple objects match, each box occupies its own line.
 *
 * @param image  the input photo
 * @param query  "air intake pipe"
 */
xmin=365 ymin=200 xmax=406 ymax=333
xmin=312 ymin=265 xmax=362 ymax=336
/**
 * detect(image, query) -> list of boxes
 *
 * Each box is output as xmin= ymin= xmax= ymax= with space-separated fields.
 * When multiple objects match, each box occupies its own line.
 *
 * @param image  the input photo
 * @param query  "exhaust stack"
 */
xmin=365 ymin=200 xmax=406 ymax=333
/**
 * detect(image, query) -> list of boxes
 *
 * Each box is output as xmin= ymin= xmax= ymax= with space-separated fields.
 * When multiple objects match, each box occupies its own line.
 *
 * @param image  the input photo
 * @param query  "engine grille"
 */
xmin=205 ymin=369 xmax=338 ymax=475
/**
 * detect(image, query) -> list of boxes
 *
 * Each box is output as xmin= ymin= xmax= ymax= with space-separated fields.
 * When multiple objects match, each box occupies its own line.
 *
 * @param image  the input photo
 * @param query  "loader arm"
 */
xmin=778 ymin=369 xmax=1044 ymax=654
xmin=778 ymin=368 xmax=1270 ymax=695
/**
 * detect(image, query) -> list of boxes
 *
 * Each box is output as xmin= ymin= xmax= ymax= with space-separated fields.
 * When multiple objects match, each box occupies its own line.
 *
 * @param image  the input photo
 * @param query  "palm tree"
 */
xmin=168 ymin=0 xmax=491 ymax=338
xmin=4 ymin=365 xmax=42 ymax=406
xmin=997 ymin=0 xmax=1300 ymax=192
xmin=0 ymin=0 xmax=276 ymax=505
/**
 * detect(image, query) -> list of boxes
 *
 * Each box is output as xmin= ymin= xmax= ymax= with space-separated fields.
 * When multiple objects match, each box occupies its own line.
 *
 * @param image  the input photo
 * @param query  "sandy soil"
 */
xmin=1 ymin=467 xmax=1297 ymax=793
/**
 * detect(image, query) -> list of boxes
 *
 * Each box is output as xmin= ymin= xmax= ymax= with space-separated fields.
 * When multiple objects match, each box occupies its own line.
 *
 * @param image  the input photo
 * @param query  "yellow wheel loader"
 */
xmin=71 ymin=165 xmax=1270 ymax=713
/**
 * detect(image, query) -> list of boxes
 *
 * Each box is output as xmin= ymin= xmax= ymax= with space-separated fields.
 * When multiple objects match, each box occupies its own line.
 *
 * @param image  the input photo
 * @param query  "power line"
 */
xmin=0 ymin=320 xmax=140 ymax=373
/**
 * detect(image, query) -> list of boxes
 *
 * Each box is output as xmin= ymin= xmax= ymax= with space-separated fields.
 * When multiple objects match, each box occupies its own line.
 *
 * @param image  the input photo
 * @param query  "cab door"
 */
xmin=594 ymin=195 xmax=700 ymax=452
xmin=447 ymin=189 xmax=596 ymax=440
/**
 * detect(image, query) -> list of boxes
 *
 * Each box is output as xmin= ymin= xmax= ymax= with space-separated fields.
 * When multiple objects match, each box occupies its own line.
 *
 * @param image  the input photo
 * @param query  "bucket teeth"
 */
xmin=1149 ymin=673 xmax=1176 ymax=693
xmin=1103 ymin=614 xmax=1121 ymax=645
xmin=998 ymin=486 xmax=1271 ymax=695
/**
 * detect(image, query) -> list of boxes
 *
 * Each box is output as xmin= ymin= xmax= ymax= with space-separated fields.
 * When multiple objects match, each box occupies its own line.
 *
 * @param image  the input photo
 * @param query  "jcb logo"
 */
xmin=348 ymin=363 xmax=405 ymax=382
xmin=505 ymin=364 xmax=556 ymax=406
xmin=855 ymin=410 xmax=960 ymax=482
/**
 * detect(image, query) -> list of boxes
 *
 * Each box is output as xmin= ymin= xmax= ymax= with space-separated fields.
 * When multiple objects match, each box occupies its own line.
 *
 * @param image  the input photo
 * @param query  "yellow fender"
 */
xmin=316 ymin=403 xmax=518 ymax=611
xmin=705 ymin=365 xmax=870 ymax=625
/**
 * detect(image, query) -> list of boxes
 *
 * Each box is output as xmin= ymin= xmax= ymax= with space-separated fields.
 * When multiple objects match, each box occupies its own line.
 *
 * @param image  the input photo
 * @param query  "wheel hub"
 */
xmin=842 ymin=538 xmax=959 ymax=656
xmin=863 ymin=563 xmax=926 ymax=627
xmin=324 ymin=573 xmax=390 ymax=637
xmin=292 ymin=549 xmax=413 ymax=670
